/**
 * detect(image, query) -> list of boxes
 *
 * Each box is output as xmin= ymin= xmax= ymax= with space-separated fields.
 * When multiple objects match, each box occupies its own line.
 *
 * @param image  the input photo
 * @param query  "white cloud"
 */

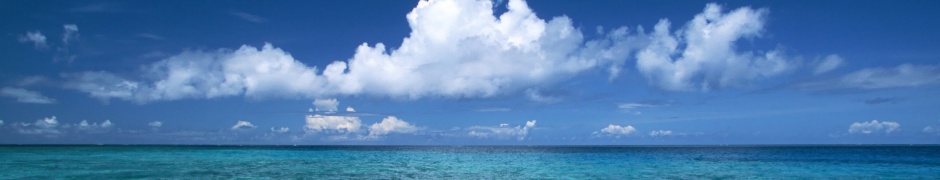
xmin=62 ymin=24 xmax=79 ymax=44
xmin=16 ymin=116 xmax=61 ymax=135
xmin=596 ymin=124 xmax=636 ymax=137
xmin=0 ymin=87 xmax=56 ymax=104
xmin=368 ymin=116 xmax=418 ymax=137
xmin=636 ymin=3 xmax=791 ymax=91
xmin=76 ymin=119 xmax=114 ymax=133
xmin=346 ymin=106 xmax=356 ymax=112
xmin=813 ymin=54 xmax=844 ymax=75
xmin=304 ymin=115 xmax=362 ymax=134
xmin=19 ymin=31 xmax=47 ymax=48
xmin=231 ymin=11 xmax=267 ymax=23
xmin=64 ymin=45 xmax=324 ymax=103
xmin=231 ymin=120 xmax=257 ymax=130
xmin=848 ymin=120 xmax=900 ymax=134
xmin=649 ymin=130 xmax=673 ymax=137
xmin=138 ymin=33 xmax=165 ymax=40
xmin=525 ymin=89 xmax=561 ymax=103
xmin=313 ymin=98 xmax=339 ymax=112
xmin=271 ymin=127 xmax=289 ymax=133
xmin=467 ymin=120 xmax=536 ymax=141
xmin=617 ymin=103 xmax=653 ymax=114
xmin=798 ymin=64 xmax=940 ymax=91
xmin=476 ymin=107 xmax=511 ymax=112
xmin=924 ymin=124 xmax=940 ymax=135
xmin=64 ymin=0 xmax=636 ymax=103
xmin=148 ymin=121 xmax=163 ymax=128
xmin=0 ymin=120 xmax=4 ymax=126
xmin=101 ymin=120 xmax=113 ymax=128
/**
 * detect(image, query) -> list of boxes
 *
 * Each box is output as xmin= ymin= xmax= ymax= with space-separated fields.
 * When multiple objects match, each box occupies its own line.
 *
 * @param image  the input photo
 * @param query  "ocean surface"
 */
xmin=1 ymin=145 xmax=939 ymax=179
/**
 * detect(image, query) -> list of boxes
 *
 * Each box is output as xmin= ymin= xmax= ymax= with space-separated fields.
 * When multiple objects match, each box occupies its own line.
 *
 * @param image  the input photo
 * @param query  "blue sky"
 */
xmin=1 ymin=0 xmax=939 ymax=145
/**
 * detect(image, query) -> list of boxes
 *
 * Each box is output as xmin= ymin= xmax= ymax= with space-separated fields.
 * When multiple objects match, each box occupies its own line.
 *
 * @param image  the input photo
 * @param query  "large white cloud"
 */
xmin=467 ymin=120 xmax=536 ymax=141
xmin=636 ymin=3 xmax=793 ymax=91
xmin=368 ymin=116 xmax=418 ymax=137
xmin=848 ymin=120 xmax=900 ymax=134
xmin=64 ymin=0 xmax=636 ymax=103
xmin=303 ymin=115 xmax=362 ymax=134
xmin=0 ymin=87 xmax=56 ymax=104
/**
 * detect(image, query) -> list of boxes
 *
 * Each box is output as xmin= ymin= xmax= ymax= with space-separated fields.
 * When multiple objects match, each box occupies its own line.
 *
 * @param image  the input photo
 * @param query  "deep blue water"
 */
xmin=1 ymin=145 xmax=939 ymax=179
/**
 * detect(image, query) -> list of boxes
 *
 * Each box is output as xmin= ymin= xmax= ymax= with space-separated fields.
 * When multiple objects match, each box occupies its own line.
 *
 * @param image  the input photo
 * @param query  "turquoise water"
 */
xmin=1 ymin=145 xmax=939 ymax=179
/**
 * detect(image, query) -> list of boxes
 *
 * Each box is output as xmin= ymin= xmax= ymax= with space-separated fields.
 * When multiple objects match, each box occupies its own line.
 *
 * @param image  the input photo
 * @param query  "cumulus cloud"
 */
xmin=636 ymin=3 xmax=791 ymax=91
xmin=797 ymin=64 xmax=940 ymax=91
xmin=64 ymin=45 xmax=323 ymax=103
xmin=19 ymin=31 xmax=47 ymax=48
xmin=368 ymin=116 xmax=418 ymax=137
xmin=595 ymin=124 xmax=636 ymax=138
xmin=148 ymin=121 xmax=163 ymax=128
xmin=848 ymin=120 xmax=900 ymax=134
xmin=304 ymin=115 xmax=362 ymax=134
xmin=813 ymin=54 xmax=844 ymax=75
xmin=467 ymin=120 xmax=536 ymax=141
xmin=346 ymin=106 xmax=356 ymax=112
xmin=313 ymin=98 xmax=339 ymax=112
xmin=231 ymin=120 xmax=257 ymax=130
xmin=649 ymin=130 xmax=673 ymax=137
xmin=15 ymin=116 xmax=61 ymax=135
xmin=76 ymin=119 xmax=114 ymax=133
xmin=271 ymin=127 xmax=289 ymax=133
xmin=0 ymin=87 xmax=56 ymax=104
xmin=63 ymin=0 xmax=637 ymax=103
xmin=924 ymin=124 xmax=940 ymax=135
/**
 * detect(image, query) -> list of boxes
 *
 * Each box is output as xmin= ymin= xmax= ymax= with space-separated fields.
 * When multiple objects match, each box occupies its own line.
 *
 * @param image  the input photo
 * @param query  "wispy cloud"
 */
xmin=796 ymin=64 xmax=940 ymax=92
xmin=137 ymin=33 xmax=165 ymax=40
xmin=0 ymin=87 xmax=55 ymax=104
xmin=18 ymin=31 xmax=47 ymax=48
xmin=231 ymin=11 xmax=267 ymax=23
xmin=68 ymin=3 xmax=124 ymax=13
xmin=864 ymin=97 xmax=899 ymax=105
xmin=813 ymin=54 xmax=845 ymax=75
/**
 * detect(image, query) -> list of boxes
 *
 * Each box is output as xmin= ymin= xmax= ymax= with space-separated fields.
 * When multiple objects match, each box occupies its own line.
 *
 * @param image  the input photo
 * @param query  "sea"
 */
xmin=1 ymin=145 xmax=938 ymax=179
